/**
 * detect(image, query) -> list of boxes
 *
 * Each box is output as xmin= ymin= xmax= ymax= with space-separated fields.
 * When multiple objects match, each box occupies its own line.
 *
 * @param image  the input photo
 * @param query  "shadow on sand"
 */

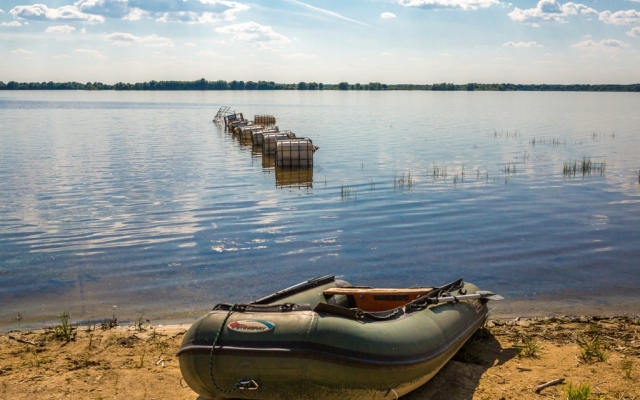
xmin=404 ymin=329 xmax=517 ymax=400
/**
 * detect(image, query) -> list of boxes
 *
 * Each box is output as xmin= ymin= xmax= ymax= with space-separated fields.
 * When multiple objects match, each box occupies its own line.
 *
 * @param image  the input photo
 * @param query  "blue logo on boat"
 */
xmin=228 ymin=320 xmax=275 ymax=333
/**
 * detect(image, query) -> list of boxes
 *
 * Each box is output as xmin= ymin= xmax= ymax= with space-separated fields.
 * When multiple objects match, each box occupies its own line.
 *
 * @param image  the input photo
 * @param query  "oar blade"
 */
xmin=476 ymin=290 xmax=504 ymax=301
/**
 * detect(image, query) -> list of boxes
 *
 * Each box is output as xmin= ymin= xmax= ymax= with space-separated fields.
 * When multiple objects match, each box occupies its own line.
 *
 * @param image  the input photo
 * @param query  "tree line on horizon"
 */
xmin=1 ymin=79 xmax=639 ymax=92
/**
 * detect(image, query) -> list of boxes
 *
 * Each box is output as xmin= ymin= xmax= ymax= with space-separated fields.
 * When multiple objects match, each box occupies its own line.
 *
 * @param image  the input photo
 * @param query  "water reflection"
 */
xmin=276 ymin=168 xmax=313 ymax=189
xmin=2 ymin=91 xmax=640 ymax=329
xmin=262 ymin=154 xmax=276 ymax=169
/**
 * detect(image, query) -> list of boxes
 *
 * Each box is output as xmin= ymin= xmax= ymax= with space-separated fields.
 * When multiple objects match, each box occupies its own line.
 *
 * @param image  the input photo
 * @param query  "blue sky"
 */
xmin=1 ymin=0 xmax=639 ymax=84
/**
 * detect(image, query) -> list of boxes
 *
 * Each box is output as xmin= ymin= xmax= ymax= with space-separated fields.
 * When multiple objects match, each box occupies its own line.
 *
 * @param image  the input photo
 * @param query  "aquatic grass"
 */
xmin=138 ymin=347 xmax=146 ymax=369
xmin=551 ymin=137 xmax=565 ymax=148
xmin=394 ymin=171 xmax=413 ymax=191
xmin=101 ymin=314 xmax=118 ymax=330
xmin=393 ymin=172 xmax=404 ymax=191
xmin=503 ymin=162 xmax=516 ymax=175
xmin=490 ymin=129 xmax=521 ymax=139
xmin=54 ymin=311 xmax=75 ymax=342
xmin=151 ymin=328 xmax=169 ymax=353
xmin=135 ymin=311 xmax=148 ymax=332
xmin=577 ymin=333 xmax=608 ymax=362
xmin=621 ymin=359 xmax=633 ymax=379
xmin=340 ymin=181 xmax=352 ymax=200
xmin=563 ymin=157 xmax=606 ymax=178
xmin=515 ymin=336 xmax=540 ymax=358
xmin=431 ymin=163 xmax=447 ymax=180
xmin=563 ymin=382 xmax=591 ymax=400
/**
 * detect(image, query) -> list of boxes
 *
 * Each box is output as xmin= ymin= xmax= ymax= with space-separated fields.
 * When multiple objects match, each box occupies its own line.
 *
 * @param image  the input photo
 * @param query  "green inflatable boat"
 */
xmin=178 ymin=275 xmax=502 ymax=399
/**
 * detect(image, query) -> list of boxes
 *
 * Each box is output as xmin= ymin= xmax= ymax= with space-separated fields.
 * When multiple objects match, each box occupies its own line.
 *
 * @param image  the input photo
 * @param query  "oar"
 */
xmin=424 ymin=290 xmax=504 ymax=305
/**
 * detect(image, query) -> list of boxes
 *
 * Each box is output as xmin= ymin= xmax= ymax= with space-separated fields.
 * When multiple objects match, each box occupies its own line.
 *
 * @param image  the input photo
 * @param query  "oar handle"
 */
xmin=425 ymin=293 xmax=481 ymax=305
xmin=425 ymin=291 xmax=503 ymax=305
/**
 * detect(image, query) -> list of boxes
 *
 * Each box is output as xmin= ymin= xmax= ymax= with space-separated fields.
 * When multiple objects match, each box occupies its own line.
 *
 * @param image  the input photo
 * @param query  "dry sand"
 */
xmin=1 ymin=316 xmax=638 ymax=399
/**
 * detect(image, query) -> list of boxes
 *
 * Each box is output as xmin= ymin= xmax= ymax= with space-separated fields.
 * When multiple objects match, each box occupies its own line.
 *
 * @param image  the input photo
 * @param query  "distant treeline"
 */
xmin=1 ymin=79 xmax=639 ymax=92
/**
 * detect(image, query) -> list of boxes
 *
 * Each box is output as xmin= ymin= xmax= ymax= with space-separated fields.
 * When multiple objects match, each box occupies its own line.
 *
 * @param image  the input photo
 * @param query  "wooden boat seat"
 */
xmin=323 ymin=287 xmax=434 ymax=312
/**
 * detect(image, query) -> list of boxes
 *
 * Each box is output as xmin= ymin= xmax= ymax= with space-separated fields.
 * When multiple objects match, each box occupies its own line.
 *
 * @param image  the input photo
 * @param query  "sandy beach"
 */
xmin=1 ymin=315 xmax=638 ymax=399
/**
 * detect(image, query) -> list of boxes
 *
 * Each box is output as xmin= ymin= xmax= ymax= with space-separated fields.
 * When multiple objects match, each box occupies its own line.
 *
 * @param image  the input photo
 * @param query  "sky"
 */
xmin=1 ymin=0 xmax=639 ymax=84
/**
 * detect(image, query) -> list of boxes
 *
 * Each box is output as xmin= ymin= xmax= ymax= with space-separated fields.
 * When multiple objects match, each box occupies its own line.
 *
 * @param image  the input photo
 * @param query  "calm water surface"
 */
xmin=1 ymin=91 xmax=639 ymax=329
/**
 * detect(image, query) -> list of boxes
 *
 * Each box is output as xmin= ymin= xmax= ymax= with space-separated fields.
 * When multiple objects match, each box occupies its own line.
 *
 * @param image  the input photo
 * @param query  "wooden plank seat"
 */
xmin=323 ymin=287 xmax=434 ymax=312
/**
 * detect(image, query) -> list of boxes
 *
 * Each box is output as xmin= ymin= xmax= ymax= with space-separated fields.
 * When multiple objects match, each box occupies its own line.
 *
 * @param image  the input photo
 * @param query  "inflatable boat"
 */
xmin=178 ymin=275 xmax=502 ymax=399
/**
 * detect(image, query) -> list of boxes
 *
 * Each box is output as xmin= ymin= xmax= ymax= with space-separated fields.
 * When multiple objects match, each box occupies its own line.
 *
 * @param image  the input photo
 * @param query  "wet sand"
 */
xmin=1 ymin=316 xmax=638 ymax=399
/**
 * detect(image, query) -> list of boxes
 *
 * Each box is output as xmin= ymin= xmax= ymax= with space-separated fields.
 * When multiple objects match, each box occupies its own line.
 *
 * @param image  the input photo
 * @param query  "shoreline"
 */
xmin=1 ymin=315 xmax=638 ymax=399
xmin=4 ymin=302 xmax=640 ymax=334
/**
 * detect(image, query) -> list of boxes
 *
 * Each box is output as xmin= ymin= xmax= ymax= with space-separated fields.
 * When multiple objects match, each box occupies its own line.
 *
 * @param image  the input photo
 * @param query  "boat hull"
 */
xmin=178 ymin=280 xmax=487 ymax=399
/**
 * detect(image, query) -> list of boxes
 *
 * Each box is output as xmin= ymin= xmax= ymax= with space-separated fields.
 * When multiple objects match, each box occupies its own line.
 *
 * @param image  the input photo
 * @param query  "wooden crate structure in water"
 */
xmin=239 ymin=125 xmax=264 ymax=140
xmin=262 ymin=132 xmax=296 ymax=154
xmin=229 ymin=120 xmax=250 ymax=133
xmin=276 ymin=138 xmax=315 ymax=168
xmin=223 ymin=113 xmax=243 ymax=128
xmin=254 ymin=115 xmax=276 ymax=126
xmin=252 ymin=128 xmax=280 ymax=146
xmin=276 ymin=168 xmax=313 ymax=189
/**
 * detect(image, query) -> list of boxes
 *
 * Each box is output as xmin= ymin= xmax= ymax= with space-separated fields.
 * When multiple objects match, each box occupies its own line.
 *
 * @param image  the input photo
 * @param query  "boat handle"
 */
xmin=238 ymin=379 xmax=259 ymax=390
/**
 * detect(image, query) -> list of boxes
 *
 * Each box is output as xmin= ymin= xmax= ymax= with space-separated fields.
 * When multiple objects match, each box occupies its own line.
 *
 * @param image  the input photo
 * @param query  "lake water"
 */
xmin=1 ymin=90 xmax=639 ymax=330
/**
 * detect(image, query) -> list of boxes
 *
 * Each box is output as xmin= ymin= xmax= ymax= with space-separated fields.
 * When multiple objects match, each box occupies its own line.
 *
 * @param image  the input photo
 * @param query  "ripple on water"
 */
xmin=1 ymin=91 xmax=640 ymax=328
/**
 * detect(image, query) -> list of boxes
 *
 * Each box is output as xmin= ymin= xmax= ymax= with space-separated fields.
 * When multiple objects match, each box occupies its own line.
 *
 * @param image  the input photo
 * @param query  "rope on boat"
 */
xmin=208 ymin=303 xmax=245 ymax=394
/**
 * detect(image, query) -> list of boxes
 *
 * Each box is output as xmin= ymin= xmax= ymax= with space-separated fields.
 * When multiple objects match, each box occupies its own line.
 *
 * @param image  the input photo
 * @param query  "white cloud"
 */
xmin=9 ymin=0 xmax=248 ymax=24
xmin=154 ymin=9 xmax=246 ymax=23
xmin=11 ymin=48 xmax=35 ymax=54
xmin=105 ymin=32 xmax=137 ymax=41
xmin=45 ymin=25 xmax=77 ymax=33
xmin=54 ymin=54 xmax=74 ymax=58
xmin=1 ymin=21 xmax=22 ymax=27
xmin=381 ymin=52 xmax=392 ymax=56
xmin=599 ymin=9 xmax=640 ymax=26
xmin=285 ymin=0 xmax=371 ymax=27
xmin=398 ymin=0 xmax=500 ymax=11
xmin=628 ymin=26 xmax=640 ymax=37
xmin=105 ymin=32 xmax=174 ymax=47
xmin=81 ymin=27 xmax=86 ymax=33
xmin=74 ymin=0 xmax=129 ymax=18
xmin=196 ymin=49 xmax=216 ymax=55
xmin=381 ymin=12 xmax=396 ymax=18
xmin=439 ymin=52 xmax=453 ymax=57
xmin=572 ymin=39 xmax=629 ymax=51
xmin=184 ymin=42 xmax=197 ymax=46
xmin=508 ymin=0 xmax=597 ymax=24
xmin=10 ymin=4 xmax=105 ymax=23
xmin=140 ymin=34 xmax=174 ymax=47
xmin=0 ymin=9 xmax=4 ymax=13
xmin=282 ymin=52 xmax=317 ymax=59
xmin=123 ymin=7 xmax=144 ymax=20
xmin=149 ymin=1 xmax=249 ymax=24
xmin=74 ymin=48 xmax=108 ymax=58
xmin=215 ymin=22 xmax=291 ymax=49
xmin=503 ymin=41 xmax=543 ymax=47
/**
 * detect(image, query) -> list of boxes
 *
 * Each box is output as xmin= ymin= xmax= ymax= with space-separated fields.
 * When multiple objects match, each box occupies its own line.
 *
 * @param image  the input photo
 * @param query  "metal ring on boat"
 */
xmin=385 ymin=389 xmax=398 ymax=400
